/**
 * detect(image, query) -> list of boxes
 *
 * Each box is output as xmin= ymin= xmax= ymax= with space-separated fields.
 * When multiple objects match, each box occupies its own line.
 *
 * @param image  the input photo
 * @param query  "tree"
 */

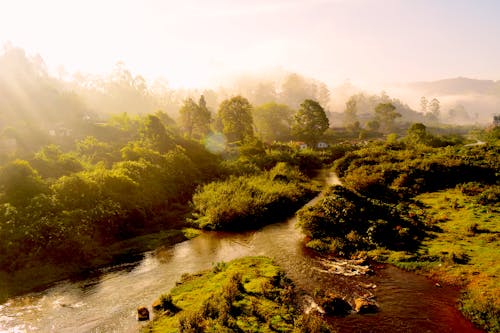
xmin=292 ymin=99 xmax=329 ymax=146
xmin=343 ymin=96 xmax=358 ymax=128
xmin=253 ymin=102 xmax=293 ymax=142
xmin=178 ymin=98 xmax=198 ymax=137
xmin=141 ymin=114 xmax=175 ymax=153
xmin=178 ymin=97 xmax=210 ymax=138
xmin=196 ymin=95 xmax=212 ymax=138
xmin=429 ymin=98 xmax=440 ymax=117
xmin=0 ymin=159 xmax=48 ymax=207
xmin=406 ymin=123 xmax=428 ymax=145
xmin=216 ymin=96 xmax=254 ymax=143
xmin=374 ymin=103 xmax=401 ymax=132
xmin=366 ymin=120 xmax=380 ymax=132
xmin=280 ymin=73 xmax=311 ymax=108
xmin=420 ymin=96 xmax=428 ymax=113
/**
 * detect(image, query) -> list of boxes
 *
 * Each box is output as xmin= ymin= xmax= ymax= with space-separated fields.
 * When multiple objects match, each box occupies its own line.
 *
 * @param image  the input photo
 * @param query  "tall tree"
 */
xmin=0 ymin=159 xmax=48 ymax=207
xmin=292 ymin=99 xmax=329 ymax=146
xmin=179 ymin=96 xmax=212 ymax=139
xmin=178 ymin=98 xmax=199 ymax=138
xmin=141 ymin=114 xmax=175 ymax=153
xmin=429 ymin=98 xmax=440 ymax=117
xmin=253 ymin=102 xmax=293 ymax=142
xmin=216 ymin=96 xmax=254 ymax=143
xmin=343 ymin=96 xmax=358 ymax=127
xmin=420 ymin=96 xmax=428 ymax=113
xmin=196 ymin=95 xmax=212 ymax=138
xmin=374 ymin=102 xmax=401 ymax=132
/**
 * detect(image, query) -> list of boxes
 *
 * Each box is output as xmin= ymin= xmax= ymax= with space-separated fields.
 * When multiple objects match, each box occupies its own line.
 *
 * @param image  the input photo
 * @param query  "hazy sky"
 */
xmin=1 ymin=0 xmax=499 ymax=88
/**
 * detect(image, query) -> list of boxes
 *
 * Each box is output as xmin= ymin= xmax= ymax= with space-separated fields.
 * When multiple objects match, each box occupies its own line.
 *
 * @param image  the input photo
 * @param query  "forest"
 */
xmin=0 ymin=46 xmax=498 ymax=332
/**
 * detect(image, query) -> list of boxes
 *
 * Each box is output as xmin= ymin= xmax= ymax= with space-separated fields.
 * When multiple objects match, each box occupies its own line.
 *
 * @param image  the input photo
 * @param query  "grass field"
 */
xmin=369 ymin=185 xmax=499 ymax=332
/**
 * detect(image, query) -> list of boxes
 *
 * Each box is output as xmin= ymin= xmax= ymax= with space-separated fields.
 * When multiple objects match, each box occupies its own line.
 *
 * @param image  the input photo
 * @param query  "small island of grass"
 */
xmin=143 ymin=256 xmax=331 ymax=332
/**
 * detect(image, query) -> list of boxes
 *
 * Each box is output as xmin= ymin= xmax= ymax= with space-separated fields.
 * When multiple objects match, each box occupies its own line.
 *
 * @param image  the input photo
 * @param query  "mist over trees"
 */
xmin=2 ymin=45 xmax=496 ymax=157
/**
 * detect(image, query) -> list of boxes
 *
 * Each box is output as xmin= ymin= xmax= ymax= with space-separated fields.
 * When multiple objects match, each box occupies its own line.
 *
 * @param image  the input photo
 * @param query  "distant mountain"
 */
xmin=408 ymin=77 xmax=500 ymax=95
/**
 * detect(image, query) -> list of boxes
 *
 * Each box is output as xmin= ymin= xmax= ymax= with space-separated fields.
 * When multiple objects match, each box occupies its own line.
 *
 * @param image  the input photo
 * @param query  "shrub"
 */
xmin=190 ymin=164 xmax=315 ymax=230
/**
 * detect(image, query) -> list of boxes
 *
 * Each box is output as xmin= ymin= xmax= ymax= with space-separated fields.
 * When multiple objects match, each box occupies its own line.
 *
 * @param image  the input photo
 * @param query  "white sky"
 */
xmin=0 ymin=0 xmax=499 ymax=88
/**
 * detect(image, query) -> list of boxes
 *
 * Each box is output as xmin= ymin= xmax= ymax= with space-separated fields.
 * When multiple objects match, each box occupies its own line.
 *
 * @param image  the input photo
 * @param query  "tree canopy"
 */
xmin=374 ymin=102 xmax=401 ymax=133
xmin=178 ymin=96 xmax=211 ymax=139
xmin=291 ymin=99 xmax=329 ymax=146
xmin=216 ymin=96 xmax=254 ymax=143
xmin=253 ymin=102 xmax=293 ymax=142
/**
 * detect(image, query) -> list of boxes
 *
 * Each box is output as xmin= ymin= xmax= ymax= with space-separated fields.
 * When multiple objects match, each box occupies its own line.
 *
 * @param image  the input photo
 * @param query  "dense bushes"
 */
xmin=190 ymin=163 xmax=317 ymax=231
xmin=297 ymin=185 xmax=425 ymax=255
xmin=0 ymin=116 xmax=220 ymax=273
xmin=334 ymin=143 xmax=499 ymax=200
xmin=327 ymin=134 xmax=499 ymax=332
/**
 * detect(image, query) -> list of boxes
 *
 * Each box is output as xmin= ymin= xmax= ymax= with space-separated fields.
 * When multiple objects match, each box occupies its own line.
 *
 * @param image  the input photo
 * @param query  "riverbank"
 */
xmin=368 ymin=186 xmax=499 ymax=332
xmin=0 ymin=227 xmax=194 ymax=304
xmin=0 ymin=167 xmax=326 ymax=305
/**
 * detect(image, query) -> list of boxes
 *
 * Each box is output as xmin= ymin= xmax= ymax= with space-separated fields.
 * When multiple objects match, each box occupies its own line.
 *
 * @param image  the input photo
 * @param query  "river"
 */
xmin=0 ymin=173 xmax=481 ymax=332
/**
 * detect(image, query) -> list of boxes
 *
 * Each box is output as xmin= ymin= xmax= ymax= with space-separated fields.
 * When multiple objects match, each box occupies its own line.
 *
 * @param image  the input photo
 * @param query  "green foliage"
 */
xmin=374 ymin=102 xmax=401 ymax=133
xmin=178 ymin=96 xmax=211 ymax=139
xmin=297 ymin=185 xmax=424 ymax=255
xmin=0 ymin=110 xmax=223 ymax=279
xmin=145 ymin=256 xmax=331 ymax=333
xmin=343 ymin=96 xmax=358 ymax=128
xmin=291 ymin=99 xmax=329 ymax=146
xmin=190 ymin=163 xmax=315 ymax=231
xmin=141 ymin=114 xmax=176 ymax=153
xmin=334 ymin=143 xmax=498 ymax=200
xmin=338 ymin=139 xmax=500 ymax=332
xmin=76 ymin=136 xmax=118 ymax=165
xmin=31 ymin=144 xmax=84 ymax=179
xmin=216 ymin=96 xmax=254 ymax=143
xmin=0 ymin=159 xmax=48 ymax=206
xmin=253 ymin=102 xmax=293 ymax=142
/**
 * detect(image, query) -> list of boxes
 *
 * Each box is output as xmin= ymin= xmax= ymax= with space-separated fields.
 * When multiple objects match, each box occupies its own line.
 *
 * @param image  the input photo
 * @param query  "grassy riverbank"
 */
xmin=297 ymin=139 xmax=499 ymax=332
xmin=369 ymin=186 xmax=499 ymax=332
xmin=143 ymin=256 xmax=331 ymax=332
xmin=189 ymin=163 xmax=320 ymax=231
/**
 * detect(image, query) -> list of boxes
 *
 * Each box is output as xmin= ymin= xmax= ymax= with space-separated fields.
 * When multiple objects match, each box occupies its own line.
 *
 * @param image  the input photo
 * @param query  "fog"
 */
xmin=1 ymin=43 xmax=498 ymax=142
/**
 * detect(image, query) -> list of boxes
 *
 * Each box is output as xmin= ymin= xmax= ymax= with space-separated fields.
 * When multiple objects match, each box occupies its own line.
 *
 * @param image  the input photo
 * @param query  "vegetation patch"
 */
xmin=144 ymin=256 xmax=332 ymax=332
xmin=372 ymin=187 xmax=499 ymax=332
xmin=297 ymin=185 xmax=425 ymax=256
xmin=189 ymin=163 xmax=318 ymax=231
xmin=303 ymin=130 xmax=499 ymax=332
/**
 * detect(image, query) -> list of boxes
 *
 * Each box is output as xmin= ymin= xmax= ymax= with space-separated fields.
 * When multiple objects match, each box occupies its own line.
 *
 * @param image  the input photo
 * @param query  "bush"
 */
xmin=190 ymin=164 xmax=315 ymax=230
xmin=298 ymin=186 xmax=425 ymax=255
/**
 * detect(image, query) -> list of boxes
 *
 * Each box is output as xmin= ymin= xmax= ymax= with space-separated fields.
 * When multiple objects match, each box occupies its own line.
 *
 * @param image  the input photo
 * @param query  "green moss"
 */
xmin=370 ymin=187 xmax=499 ymax=332
xmin=181 ymin=227 xmax=202 ymax=240
xmin=143 ymin=256 xmax=332 ymax=332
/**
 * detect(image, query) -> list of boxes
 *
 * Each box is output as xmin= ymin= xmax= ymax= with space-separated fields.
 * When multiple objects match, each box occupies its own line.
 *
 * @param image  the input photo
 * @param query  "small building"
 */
xmin=316 ymin=141 xmax=328 ymax=149
xmin=298 ymin=142 xmax=308 ymax=150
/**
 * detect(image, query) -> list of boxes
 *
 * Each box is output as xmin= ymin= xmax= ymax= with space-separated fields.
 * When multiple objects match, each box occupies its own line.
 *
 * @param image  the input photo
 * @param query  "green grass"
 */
xmin=144 ymin=256 xmax=332 ymax=333
xmin=190 ymin=163 xmax=318 ymax=231
xmin=368 ymin=186 xmax=499 ymax=332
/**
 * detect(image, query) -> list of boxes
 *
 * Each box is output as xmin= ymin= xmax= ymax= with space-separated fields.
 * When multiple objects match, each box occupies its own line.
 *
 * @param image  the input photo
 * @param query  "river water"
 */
xmin=0 ymin=174 xmax=481 ymax=332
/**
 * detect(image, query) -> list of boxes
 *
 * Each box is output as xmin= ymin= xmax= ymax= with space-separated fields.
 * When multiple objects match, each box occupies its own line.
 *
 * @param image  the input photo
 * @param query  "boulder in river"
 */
xmin=354 ymin=297 xmax=378 ymax=314
xmin=152 ymin=299 xmax=162 ymax=312
xmin=320 ymin=293 xmax=352 ymax=316
xmin=137 ymin=306 xmax=150 ymax=321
